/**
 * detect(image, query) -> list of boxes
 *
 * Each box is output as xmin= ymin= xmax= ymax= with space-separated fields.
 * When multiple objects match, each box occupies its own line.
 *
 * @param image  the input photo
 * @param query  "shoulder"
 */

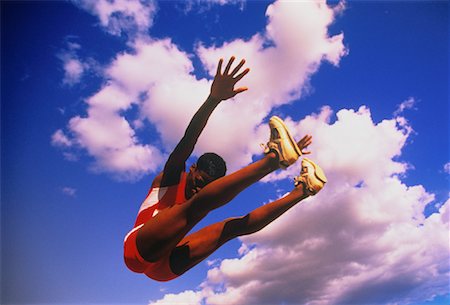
xmin=154 ymin=170 xmax=187 ymax=188
xmin=151 ymin=172 xmax=164 ymax=188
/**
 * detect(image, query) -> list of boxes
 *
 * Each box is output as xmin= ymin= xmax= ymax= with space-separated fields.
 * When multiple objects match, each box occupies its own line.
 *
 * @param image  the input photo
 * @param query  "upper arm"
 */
xmin=160 ymin=164 xmax=185 ymax=187
xmin=160 ymin=141 xmax=189 ymax=186
xmin=158 ymin=94 xmax=218 ymax=186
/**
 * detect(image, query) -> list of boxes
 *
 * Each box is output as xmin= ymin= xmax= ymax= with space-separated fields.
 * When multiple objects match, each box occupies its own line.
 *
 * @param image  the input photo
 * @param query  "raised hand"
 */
xmin=210 ymin=56 xmax=250 ymax=101
xmin=297 ymin=135 xmax=313 ymax=155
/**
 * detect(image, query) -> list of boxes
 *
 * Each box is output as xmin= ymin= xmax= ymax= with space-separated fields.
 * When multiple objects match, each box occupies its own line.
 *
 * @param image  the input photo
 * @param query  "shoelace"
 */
xmin=260 ymin=142 xmax=277 ymax=154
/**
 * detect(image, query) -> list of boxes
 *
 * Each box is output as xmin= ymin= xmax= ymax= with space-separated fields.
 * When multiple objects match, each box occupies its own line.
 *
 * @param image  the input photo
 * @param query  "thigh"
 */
xmin=136 ymin=198 xmax=209 ymax=262
xmin=169 ymin=216 xmax=248 ymax=275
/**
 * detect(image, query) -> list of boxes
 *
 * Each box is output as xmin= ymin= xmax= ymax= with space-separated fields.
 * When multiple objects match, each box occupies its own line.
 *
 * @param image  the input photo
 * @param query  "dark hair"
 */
xmin=197 ymin=152 xmax=227 ymax=179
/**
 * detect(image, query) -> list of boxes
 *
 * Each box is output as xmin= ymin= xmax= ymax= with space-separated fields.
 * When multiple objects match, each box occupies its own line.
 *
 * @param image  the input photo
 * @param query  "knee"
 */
xmin=221 ymin=215 xmax=255 ymax=239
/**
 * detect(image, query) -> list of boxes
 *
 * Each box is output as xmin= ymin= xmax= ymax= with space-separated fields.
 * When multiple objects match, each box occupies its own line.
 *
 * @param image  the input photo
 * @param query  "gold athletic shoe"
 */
xmin=265 ymin=116 xmax=302 ymax=169
xmin=294 ymin=158 xmax=327 ymax=195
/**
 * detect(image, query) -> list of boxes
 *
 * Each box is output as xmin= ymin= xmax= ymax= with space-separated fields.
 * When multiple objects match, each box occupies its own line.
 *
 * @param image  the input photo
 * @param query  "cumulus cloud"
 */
xmin=52 ymin=129 xmax=73 ymax=147
xmin=55 ymin=0 xmax=347 ymax=179
xmin=58 ymin=38 xmax=100 ymax=87
xmin=148 ymin=290 xmax=205 ymax=305
xmin=148 ymin=106 xmax=449 ymax=305
xmin=58 ymin=41 xmax=89 ymax=86
xmin=67 ymin=81 xmax=164 ymax=180
xmin=62 ymin=58 xmax=85 ymax=85
xmin=265 ymin=105 xmax=412 ymax=185
xmin=61 ymin=187 xmax=77 ymax=197
xmin=394 ymin=97 xmax=417 ymax=116
xmin=199 ymin=107 xmax=445 ymax=305
xmin=180 ymin=0 xmax=245 ymax=13
xmin=55 ymin=1 xmax=449 ymax=303
xmin=189 ymin=0 xmax=347 ymax=170
xmin=73 ymin=0 xmax=157 ymax=37
xmin=202 ymin=0 xmax=244 ymax=5
xmin=444 ymin=162 xmax=450 ymax=174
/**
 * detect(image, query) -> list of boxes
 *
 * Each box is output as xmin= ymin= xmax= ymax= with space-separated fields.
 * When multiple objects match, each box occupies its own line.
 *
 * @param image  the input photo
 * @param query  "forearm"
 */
xmin=163 ymin=56 xmax=248 ymax=176
xmin=167 ymin=95 xmax=221 ymax=168
xmin=183 ymin=95 xmax=221 ymax=142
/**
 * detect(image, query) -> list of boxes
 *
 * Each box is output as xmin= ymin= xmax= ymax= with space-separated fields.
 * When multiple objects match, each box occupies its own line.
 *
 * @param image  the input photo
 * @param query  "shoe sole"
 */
xmin=303 ymin=157 xmax=327 ymax=183
xmin=270 ymin=116 xmax=302 ymax=157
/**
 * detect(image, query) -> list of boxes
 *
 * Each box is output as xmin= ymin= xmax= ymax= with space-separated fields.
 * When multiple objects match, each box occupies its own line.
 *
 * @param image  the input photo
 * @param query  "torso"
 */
xmin=133 ymin=172 xmax=187 ymax=228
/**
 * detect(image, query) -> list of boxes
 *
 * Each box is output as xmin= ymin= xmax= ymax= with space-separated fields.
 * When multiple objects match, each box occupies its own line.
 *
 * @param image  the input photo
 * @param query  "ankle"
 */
xmin=290 ymin=184 xmax=309 ymax=200
xmin=265 ymin=151 xmax=280 ymax=169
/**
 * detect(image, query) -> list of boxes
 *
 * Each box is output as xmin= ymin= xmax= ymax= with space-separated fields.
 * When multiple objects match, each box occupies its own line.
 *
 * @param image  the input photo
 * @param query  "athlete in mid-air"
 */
xmin=124 ymin=57 xmax=327 ymax=281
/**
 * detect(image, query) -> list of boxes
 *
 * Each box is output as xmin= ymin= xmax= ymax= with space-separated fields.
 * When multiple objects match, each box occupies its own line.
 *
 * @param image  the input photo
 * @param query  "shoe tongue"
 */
xmin=271 ymin=128 xmax=280 ymax=139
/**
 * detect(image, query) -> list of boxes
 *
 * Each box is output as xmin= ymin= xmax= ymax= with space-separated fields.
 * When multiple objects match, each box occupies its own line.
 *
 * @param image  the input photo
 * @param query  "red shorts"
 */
xmin=123 ymin=225 xmax=178 ymax=282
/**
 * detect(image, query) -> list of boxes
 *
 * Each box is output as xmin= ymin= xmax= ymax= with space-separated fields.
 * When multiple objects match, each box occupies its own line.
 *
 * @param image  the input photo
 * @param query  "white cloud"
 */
xmin=58 ymin=48 xmax=87 ymax=86
xmin=58 ymin=39 xmax=94 ymax=87
xmin=61 ymin=187 xmax=77 ymax=197
xmin=202 ymin=0 xmax=243 ymax=5
xmin=202 ymin=109 xmax=448 ymax=305
xmin=147 ymin=106 xmax=449 ymax=305
xmin=191 ymin=0 xmax=347 ymax=170
xmin=148 ymin=289 xmax=205 ymax=305
xmin=180 ymin=0 xmax=245 ymax=13
xmin=394 ymin=97 xmax=417 ymax=116
xmin=63 ymin=58 xmax=85 ymax=86
xmin=67 ymin=82 xmax=164 ymax=180
xmin=52 ymin=129 xmax=73 ymax=147
xmin=63 ymin=152 xmax=79 ymax=162
xmin=74 ymin=0 xmax=157 ymax=37
xmin=444 ymin=162 xmax=450 ymax=174
xmin=55 ymin=1 xmax=449 ymax=302
xmin=264 ymin=105 xmax=412 ymax=185
xmin=56 ymin=0 xmax=347 ymax=178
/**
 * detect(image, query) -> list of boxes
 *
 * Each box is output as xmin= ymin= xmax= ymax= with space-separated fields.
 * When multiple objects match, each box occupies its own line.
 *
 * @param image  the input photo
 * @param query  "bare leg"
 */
xmin=137 ymin=152 xmax=280 ymax=262
xmin=169 ymin=186 xmax=308 ymax=276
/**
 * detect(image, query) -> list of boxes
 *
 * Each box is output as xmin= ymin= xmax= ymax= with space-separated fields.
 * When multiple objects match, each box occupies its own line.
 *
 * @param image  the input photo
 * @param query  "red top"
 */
xmin=133 ymin=172 xmax=187 ymax=228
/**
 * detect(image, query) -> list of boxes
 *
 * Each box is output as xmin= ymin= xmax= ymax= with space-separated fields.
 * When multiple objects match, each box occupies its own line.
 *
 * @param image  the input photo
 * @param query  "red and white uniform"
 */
xmin=123 ymin=172 xmax=187 ymax=281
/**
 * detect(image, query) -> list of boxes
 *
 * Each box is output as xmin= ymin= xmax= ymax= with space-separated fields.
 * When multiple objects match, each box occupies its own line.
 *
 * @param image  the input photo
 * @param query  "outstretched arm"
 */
xmin=161 ymin=57 xmax=250 ymax=186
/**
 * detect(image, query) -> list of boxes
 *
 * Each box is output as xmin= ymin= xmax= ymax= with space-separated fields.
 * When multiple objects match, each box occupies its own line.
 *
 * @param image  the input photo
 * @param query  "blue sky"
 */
xmin=1 ymin=1 xmax=449 ymax=305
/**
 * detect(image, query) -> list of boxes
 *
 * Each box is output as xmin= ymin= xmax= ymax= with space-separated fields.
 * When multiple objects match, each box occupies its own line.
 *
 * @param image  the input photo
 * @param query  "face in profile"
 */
xmin=186 ymin=164 xmax=216 ymax=199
